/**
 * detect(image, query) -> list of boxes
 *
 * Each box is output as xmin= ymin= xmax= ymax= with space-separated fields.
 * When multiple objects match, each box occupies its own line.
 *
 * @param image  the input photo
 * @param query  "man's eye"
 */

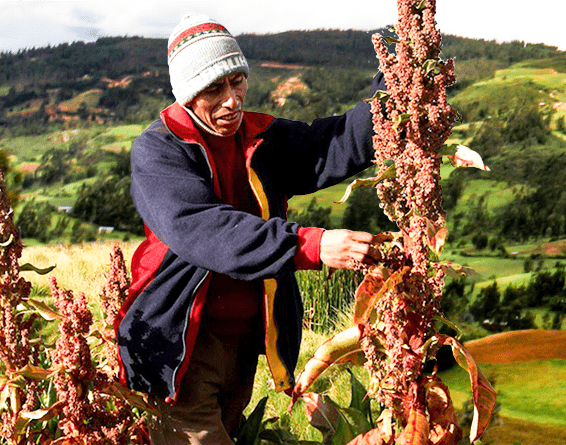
xmin=205 ymin=85 xmax=221 ymax=94
xmin=231 ymin=75 xmax=244 ymax=85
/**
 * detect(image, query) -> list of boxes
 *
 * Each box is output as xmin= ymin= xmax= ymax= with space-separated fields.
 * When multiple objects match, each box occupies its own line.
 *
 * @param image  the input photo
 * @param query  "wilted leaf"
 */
xmin=27 ymin=298 xmax=63 ymax=321
xmin=425 ymin=376 xmax=463 ymax=445
xmin=336 ymin=165 xmax=396 ymax=204
xmin=20 ymin=263 xmax=56 ymax=275
xmin=353 ymin=266 xmax=409 ymax=324
xmin=17 ymin=363 xmax=57 ymax=381
xmin=301 ymin=393 xmax=341 ymax=440
xmin=19 ymin=401 xmax=64 ymax=421
xmin=0 ymin=234 xmax=14 ymax=247
xmin=447 ymin=144 xmax=490 ymax=171
xmin=101 ymin=381 xmax=159 ymax=415
xmin=435 ymin=261 xmax=477 ymax=279
xmin=439 ymin=336 xmax=497 ymax=443
xmin=425 ymin=219 xmax=448 ymax=255
xmin=396 ymin=405 xmax=429 ymax=445
xmin=290 ymin=326 xmax=368 ymax=406
xmin=439 ymin=144 xmax=458 ymax=157
xmin=345 ymin=427 xmax=389 ymax=445
xmin=302 ymin=393 xmax=371 ymax=445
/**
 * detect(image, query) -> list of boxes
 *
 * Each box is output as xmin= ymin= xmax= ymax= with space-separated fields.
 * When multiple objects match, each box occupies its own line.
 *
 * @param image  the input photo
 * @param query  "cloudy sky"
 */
xmin=1 ymin=0 xmax=565 ymax=54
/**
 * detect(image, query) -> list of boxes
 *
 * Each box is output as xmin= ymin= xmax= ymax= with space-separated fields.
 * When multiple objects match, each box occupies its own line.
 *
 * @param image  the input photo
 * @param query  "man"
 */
xmin=115 ymin=13 xmax=386 ymax=444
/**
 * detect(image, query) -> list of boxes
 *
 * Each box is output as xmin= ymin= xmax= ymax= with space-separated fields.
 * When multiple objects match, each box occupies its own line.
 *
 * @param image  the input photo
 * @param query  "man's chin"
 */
xmin=215 ymin=116 xmax=243 ymax=136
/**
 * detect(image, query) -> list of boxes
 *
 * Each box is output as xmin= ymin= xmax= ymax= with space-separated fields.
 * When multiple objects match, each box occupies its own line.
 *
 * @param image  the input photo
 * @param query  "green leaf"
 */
xmin=381 ymin=35 xmax=400 ymax=45
xmin=347 ymin=369 xmax=372 ymax=427
xmin=364 ymin=89 xmax=390 ymax=104
xmin=20 ymin=262 xmax=56 ymax=275
xmin=392 ymin=113 xmax=412 ymax=131
xmin=423 ymin=59 xmax=438 ymax=76
xmin=235 ymin=396 xmax=268 ymax=445
xmin=259 ymin=428 xmax=300 ymax=444
xmin=335 ymin=165 xmax=396 ymax=204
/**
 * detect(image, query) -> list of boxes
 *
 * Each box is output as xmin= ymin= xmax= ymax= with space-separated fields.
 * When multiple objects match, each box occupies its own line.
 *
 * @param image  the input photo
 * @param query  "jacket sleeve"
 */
xmin=258 ymin=72 xmax=386 ymax=197
xmin=130 ymin=124 xmax=300 ymax=281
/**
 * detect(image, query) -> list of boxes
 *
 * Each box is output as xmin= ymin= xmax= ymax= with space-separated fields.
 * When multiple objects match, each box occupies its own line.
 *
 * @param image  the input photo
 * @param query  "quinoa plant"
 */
xmin=0 ymin=167 xmax=151 ymax=444
xmin=290 ymin=1 xmax=495 ymax=444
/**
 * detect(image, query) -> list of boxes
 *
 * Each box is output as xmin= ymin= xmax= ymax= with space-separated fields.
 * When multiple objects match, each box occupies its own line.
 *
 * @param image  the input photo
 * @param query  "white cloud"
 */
xmin=1 ymin=0 xmax=565 ymax=53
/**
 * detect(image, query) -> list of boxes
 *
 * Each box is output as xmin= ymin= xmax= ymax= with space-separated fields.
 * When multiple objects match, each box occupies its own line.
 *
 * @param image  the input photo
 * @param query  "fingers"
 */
xmin=320 ymin=229 xmax=380 ymax=270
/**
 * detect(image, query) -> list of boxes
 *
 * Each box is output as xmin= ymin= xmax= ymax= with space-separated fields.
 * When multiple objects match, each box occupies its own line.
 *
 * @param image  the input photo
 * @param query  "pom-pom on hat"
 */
xmin=168 ymin=14 xmax=249 ymax=106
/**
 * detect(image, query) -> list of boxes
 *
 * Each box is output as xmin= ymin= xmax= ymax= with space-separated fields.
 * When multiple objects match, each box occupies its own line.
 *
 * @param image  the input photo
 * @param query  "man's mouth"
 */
xmin=217 ymin=111 xmax=241 ymax=123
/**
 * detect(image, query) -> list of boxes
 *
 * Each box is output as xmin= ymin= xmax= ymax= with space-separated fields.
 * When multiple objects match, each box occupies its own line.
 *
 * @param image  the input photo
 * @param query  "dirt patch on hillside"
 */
xmin=261 ymin=62 xmax=311 ymax=70
xmin=271 ymin=76 xmax=309 ymax=106
xmin=18 ymin=163 xmax=40 ymax=173
xmin=536 ymin=239 xmax=566 ymax=256
xmin=464 ymin=330 xmax=566 ymax=363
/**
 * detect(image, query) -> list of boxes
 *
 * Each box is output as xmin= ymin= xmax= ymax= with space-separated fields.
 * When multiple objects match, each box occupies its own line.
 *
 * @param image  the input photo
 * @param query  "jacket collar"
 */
xmin=160 ymin=102 xmax=275 ymax=164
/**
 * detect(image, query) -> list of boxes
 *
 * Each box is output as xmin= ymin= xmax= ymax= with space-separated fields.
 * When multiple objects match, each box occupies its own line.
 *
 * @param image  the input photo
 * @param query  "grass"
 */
xmin=288 ymin=181 xmax=350 ymax=227
xmin=439 ymin=360 xmax=566 ymax=427
xmin=20 ymin=240 xmax=139 ymax=318
xmin=17 ymin=241 xmax=566 ymax=442
xmin=58 ymin=89 xmax=103 ymax=113
xmin=101 ymin=124 xmax=145 ymax=140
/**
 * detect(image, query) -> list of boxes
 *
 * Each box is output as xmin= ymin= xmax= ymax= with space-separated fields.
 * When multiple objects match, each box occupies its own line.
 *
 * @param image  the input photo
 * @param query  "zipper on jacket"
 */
xmin=170 ymin=270 xmax=210 ymax=403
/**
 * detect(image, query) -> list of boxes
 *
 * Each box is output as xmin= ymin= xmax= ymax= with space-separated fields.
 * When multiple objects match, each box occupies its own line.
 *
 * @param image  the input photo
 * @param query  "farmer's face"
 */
xmin=187 ymin=72 xmax=247 ymax=136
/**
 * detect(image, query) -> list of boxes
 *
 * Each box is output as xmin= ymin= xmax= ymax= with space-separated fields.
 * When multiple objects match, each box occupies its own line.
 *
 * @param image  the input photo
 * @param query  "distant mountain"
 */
xmin=0 ymin=30 xmax=563 ymax=133
xmin=1 ymin=30 xmax=562 ymax=88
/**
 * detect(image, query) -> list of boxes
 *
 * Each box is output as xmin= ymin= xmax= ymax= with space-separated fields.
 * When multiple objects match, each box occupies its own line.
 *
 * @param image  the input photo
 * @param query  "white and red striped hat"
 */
xmin=168 ymin=14 xmax=249 ymax=105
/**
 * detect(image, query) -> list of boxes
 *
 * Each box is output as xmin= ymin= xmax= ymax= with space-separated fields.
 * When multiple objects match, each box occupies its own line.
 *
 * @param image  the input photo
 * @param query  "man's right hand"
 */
xmin=319 ymin=229 xmax=381 ymax=270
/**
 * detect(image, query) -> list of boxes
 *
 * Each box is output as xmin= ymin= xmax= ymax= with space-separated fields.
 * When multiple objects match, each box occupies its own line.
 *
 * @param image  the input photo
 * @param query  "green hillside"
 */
xmin=1 ymin=32 xmax=566 ymax=331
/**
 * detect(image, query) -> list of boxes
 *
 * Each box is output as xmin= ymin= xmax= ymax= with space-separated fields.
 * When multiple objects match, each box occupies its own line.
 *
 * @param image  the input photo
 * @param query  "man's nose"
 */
xmin=221 ymin=86 xmax=240 ymax=108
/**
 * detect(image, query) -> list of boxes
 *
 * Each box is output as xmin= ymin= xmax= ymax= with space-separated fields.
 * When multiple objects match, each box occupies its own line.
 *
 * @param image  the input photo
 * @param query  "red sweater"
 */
xmin=202 ymin=131 xmax=323 ymax=334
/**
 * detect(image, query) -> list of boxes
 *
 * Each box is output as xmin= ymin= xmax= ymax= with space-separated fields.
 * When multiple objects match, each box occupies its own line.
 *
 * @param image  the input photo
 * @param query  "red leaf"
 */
xmin=425 ymin=376 xmax=463 ymax=445
xmin=439 ymin=336 xmax=497 ymax=443
xmin=353 ymin=266 xmax=388 ymax=323
xmin=345 ymin=427 xmax=390 ymax=445
xmin=353 ymin=266 xmax=409 ymax=324
xmin=301 ymin=392 xmax=341 ymax=438
xmin=396 ymin=405 xmax=429 ymax=445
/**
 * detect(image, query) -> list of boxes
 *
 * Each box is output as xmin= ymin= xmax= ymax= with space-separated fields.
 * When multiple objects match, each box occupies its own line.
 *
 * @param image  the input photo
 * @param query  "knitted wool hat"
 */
xmin=168 ymin=14 xmax=249 ymax=105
